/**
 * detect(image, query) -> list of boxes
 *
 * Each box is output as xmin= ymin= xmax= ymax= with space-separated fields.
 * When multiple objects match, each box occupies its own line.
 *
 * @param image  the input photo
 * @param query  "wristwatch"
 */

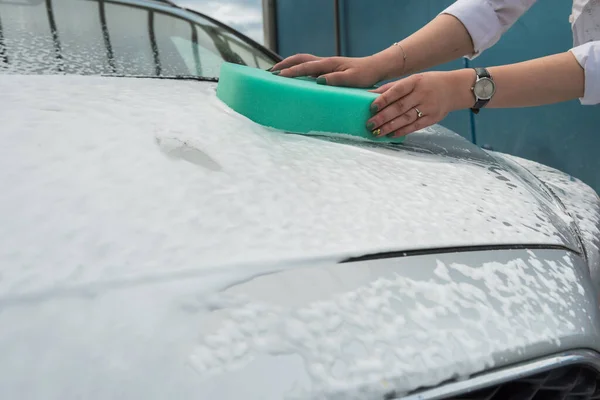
xmin=470 ymin=67 xmax=496 ymax=114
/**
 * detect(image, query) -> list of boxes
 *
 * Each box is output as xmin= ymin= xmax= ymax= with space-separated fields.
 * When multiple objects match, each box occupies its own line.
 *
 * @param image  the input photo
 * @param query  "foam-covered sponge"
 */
xmin=216 ymin=62 xmax=405 ymax=143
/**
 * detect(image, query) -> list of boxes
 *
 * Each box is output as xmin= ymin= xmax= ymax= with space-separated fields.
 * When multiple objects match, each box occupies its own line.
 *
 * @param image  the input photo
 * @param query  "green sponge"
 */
xmin=216 ymin=62 xmax=405 ymax=143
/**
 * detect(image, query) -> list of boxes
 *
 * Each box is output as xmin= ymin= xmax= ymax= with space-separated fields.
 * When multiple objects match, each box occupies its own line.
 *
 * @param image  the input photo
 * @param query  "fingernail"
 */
xmin=370 ymin=104 xmax=378 ymax=114
xmin=366 ymin=122 xmax=375 ymax=130
xmin=271 ymin=70 xmax=280 ymax=75
xmin=266 ymin=67 xmax=273 ymax=71
xmin=316 ymin=76 xmax=327 ymax=85
xmin=372 ymin=129 xmax=381 ymax=137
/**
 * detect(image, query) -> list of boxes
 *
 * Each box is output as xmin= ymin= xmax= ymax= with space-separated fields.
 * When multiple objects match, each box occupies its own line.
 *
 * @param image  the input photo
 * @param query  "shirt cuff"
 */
xmin=570 ymin=41 xmax=600 ymax=105
xmin=440 ymin=0 xmax=504 ymax=59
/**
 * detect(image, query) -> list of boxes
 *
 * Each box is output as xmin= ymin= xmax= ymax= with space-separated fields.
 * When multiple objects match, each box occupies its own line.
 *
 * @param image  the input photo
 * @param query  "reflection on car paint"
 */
xmin=190 ymin=250 xmax=597 ymax=400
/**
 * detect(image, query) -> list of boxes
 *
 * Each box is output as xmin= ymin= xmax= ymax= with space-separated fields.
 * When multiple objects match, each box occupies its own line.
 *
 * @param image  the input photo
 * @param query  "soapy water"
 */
xmin=0 ymin=74 xmax=589 ymax=296
xmin=190 ymin=252 xmax=588 ymax=400
xmin=500 ymin=153 xmax=600 ymax=287
xmin=0 ymin=74 xmax=599 ymax=400
xmin=2 ymin=249 xmax=593 ymax=400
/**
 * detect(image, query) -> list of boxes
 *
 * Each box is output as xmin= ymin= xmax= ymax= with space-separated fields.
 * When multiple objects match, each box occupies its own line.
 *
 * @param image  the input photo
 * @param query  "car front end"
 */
xmin=1 ymin=1 xmax=600 ymax=399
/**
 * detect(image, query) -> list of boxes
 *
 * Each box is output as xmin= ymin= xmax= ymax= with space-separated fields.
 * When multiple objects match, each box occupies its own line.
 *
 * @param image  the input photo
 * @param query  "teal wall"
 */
xmin=275 ymin=0 xmax=600 ymax=192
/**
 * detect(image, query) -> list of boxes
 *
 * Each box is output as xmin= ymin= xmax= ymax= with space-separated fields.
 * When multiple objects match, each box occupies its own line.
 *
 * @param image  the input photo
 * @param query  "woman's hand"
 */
xmin=270 ymin=53 xmax=389 ymax=88
xmin=367 ymin=70 xmax=473 ymax=138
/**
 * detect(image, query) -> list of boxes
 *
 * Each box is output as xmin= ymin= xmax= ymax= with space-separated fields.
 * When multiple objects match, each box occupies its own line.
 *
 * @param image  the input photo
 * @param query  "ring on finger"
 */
xmin=414 ymin=107 xmax=424 ymax=118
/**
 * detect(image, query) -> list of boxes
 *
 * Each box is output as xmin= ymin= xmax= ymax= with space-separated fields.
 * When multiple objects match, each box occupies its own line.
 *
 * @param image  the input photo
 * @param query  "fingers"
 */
xmin=388 ymin=115 xmax=434 ymax=138
xmin=319 ymin=71 xmax=368 ymax=87
xmin=365 ymin=73 xmax=441 ymax=138
xmin=367 ymin=91 xmax=421 ymax=133
xmin=368 ymin=82 xmax=395 ymax=94
xmin=271 ymin=54 xmax=320 ymax=72
xmin=372 ymin=107 xmax=420 ymax=137
xmin=277 ymin=59 xmax=337 ymax=78
xmin=369 ymin=75 xmax=418 ymax=113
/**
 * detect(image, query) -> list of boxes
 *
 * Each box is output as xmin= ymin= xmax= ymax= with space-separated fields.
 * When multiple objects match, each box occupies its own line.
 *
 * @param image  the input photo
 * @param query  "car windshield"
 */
xmin=0 ymin=0 xmax=278 ymax=78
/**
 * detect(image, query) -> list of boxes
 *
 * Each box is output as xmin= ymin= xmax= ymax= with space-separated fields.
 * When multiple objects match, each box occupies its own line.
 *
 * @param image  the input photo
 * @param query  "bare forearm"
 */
xmin=372 ymin=14 xmax=475 ymax=80
xmin=449 ymin=52 xmax=585 ymax=110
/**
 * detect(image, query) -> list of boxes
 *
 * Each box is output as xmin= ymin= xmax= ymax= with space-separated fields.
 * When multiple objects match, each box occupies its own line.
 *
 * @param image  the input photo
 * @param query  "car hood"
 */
xmin=1 ymin=75 xmax=600 ymax=399
xmin=0 ymin=74 xmax=584 ymax=295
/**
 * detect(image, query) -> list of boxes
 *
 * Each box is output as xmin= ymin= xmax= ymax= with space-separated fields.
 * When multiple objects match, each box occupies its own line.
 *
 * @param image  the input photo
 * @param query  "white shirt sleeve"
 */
xmin=570 ymin=41 xmax=600 ymax=105
xmin=440 ymin=0 xmax=538 ymax=58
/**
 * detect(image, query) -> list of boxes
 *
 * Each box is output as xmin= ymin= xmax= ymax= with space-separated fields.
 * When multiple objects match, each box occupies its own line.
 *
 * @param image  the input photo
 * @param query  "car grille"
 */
xmin=451 ymin=365 xmax=600 ymax=400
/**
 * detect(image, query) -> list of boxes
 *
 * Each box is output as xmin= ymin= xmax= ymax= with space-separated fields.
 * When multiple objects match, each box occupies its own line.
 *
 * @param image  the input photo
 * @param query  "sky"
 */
xmin=174 ymin=0 xmax=264 ymax=44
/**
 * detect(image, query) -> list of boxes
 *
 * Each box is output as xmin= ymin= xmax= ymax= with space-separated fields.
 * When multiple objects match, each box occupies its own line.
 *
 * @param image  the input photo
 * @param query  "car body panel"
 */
xmin=0 ymin=74 xmax=590 ymax=297
xmin=495 ymin=152 xmax=600 ymax=289
xmin=3 ymin=1 xmax=600 ymax=399
xmin=0 ymin=249 xmax=598 ymax=399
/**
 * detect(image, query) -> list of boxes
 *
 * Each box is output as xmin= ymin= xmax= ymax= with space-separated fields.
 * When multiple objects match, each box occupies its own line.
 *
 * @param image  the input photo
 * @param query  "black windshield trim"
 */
xmin=98 ymin=0 xmax=116 ymax=73
xmin=45 ymin=0 xmax=64 ymax=72
xmin=147 ymin=10 xmax=161 ymax=76
xmin=341 ymin=243 xmax=581 ymax=263
xmin=0 ymin=12 xmax=7 ymax=65
xmin=100 ymin=74 xmax=218 ymax=82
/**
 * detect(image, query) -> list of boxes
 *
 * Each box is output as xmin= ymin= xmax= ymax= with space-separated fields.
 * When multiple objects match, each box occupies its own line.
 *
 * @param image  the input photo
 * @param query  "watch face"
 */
xmin=474 ymin=77 xmax=495 ymax=100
